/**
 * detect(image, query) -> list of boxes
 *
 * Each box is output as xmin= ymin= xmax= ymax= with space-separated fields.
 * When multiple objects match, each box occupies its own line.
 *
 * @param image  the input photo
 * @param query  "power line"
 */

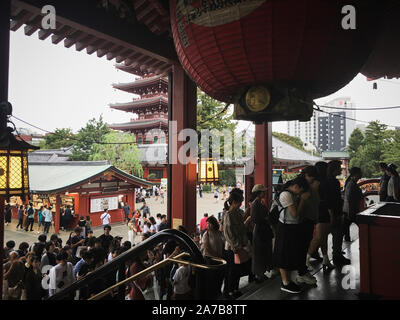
xmin=10 ymin=115 xmax=139 ymax=145
xmin=313 ymin=105 xmax=398 ymax=128
xmin=316 ymin=104 xmax=400 ymax=111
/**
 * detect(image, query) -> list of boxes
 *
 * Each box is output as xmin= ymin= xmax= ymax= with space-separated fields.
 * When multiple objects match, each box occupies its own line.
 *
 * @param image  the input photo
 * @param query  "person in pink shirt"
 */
xmin=200 ymin=213 xmax=208 ymax=238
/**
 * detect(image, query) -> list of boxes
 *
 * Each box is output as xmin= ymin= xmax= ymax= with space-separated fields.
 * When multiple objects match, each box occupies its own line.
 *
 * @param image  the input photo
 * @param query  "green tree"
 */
xmin=90 ymin=130 xmax=143 ymax=177
xmin=70 ymin=116 xmax=111 ymax=161
xmin=272 ymin=132 xmax=306 ymax=151
xmin=39 ymin=128 xmax=75 ymax=149
xmin=218 ymin=169 xmax=236 ymax=186
xmin=197 ymin=90 xmax=238 ymax=159
xmin=347 ymin=127 xmax=365 ymax=159
xmin=349 ymin=121 xmax=388 ymax=177
xmin=383 ymin=129 xmax=400 ymax=169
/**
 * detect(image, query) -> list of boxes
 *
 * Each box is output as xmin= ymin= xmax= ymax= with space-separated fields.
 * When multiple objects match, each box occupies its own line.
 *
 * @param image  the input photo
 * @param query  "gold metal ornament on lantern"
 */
xmin=245 ymin=86 xmax=271 ymax=112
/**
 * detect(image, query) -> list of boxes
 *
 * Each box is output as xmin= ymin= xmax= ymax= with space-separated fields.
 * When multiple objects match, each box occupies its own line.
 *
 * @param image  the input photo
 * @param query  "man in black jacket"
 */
xmin=325 ymin=160 xmax=351 ymax=266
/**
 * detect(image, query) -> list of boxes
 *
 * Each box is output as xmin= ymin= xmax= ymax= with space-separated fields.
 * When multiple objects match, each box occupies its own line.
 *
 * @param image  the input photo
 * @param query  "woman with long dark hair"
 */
xmin=343 ymin=167 xmax=363 ymax=242
xmin=222 ymin=188 xmax=249 ymax=299
xmin=307 ymin=161 xmax=335 ymax=271
xmin=250 ymin=184 xmax=273 ymax=283
xmin=385 ymin=163 xmax=399 ymax=202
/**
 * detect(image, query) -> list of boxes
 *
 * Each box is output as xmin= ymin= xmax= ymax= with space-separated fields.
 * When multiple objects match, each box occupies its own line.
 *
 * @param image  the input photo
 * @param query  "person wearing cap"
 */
xmin=385 ymin=163 xmax=399 ymax=202
xmin=250 ymin=184 xmax=273 ymax=284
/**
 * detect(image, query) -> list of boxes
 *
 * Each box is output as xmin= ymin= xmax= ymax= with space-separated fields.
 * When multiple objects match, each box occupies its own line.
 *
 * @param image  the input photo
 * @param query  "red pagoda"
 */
xmin=108 ymin=65 xmax=168 ymax=183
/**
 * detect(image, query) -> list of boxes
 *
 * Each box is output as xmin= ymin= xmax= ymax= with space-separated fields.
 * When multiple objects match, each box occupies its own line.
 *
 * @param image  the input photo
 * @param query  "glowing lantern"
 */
xmin=0 ymin=102 xmax=39 ymax=199
xmin=198 ymin=158 xmax=218 ymax=183
xmin=170 ymin=0 xmax=382 ymax=122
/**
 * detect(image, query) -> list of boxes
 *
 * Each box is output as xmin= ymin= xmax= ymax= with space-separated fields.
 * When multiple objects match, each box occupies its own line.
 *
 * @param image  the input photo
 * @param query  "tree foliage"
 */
xmin=272 ymin=132 xmax=306 ymax=151
xmin=70 ymin=116 xmax=111 ymax=161
xmin=347 ymin=127 xmax=364 ymax=159
xmin=197 ymin=89 xmax=238 ymax=159
xmin=89 ymin=130 xmax=143 ymax=177
xmin=349 ymin=121 xmax=391 ymax=178
xmin=39 ymin=128 xmax=75 ymax=150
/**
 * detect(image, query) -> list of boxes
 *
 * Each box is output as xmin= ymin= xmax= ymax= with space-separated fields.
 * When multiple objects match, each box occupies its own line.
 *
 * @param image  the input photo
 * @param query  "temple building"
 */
xmin=108 ymin=66 xmax=168 ymax=183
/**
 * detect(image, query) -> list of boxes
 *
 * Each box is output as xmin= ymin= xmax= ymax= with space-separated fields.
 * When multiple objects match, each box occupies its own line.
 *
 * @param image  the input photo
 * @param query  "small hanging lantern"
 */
xmin=198 ymin=158 xmax=219 ymax=183
xmin=0 ymin=102 xmax=39 ymax=200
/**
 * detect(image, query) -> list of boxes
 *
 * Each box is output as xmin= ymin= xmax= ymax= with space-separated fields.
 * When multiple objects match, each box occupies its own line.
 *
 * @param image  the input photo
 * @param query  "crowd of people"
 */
xmin=198 ymin=160 xmax=395 ymax=297
xmin=3 ymin=160 xmax=397 ymax=300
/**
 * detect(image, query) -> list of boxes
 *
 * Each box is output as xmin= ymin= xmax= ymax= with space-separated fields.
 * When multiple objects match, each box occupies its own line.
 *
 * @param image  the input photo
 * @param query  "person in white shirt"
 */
xmin=155 ymin=213 xmax=162 ymax=232
xmin=43 ymin=205 xmax=53 ymax=234
xmin=100 ymin=209 xmax=111 ymax=226
xmin=48 ymin=251 xmax=75 ymax=297
xmin=172 ymin=264 xmax=192 ymax=300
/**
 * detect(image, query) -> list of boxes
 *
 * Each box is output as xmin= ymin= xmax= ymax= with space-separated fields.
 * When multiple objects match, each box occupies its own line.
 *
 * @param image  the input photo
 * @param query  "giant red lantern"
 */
xmin=361 ymin=0 xmax=400 ymax=80
xmin=170 ymin=0 xmax=383 ymax=122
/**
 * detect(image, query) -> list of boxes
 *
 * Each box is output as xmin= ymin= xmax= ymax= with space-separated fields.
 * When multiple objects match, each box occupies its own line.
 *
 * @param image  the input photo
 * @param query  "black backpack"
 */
xmin=269 ymin=192 xmax=285 ymax=226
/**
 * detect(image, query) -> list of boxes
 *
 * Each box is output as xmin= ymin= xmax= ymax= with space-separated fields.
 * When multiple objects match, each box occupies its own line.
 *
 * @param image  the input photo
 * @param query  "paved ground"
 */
xmin=4 ymin=192 xmax=227 ymax=247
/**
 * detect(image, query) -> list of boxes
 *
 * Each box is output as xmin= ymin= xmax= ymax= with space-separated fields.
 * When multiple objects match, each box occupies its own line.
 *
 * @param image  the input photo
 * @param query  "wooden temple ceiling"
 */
xmin=10 ymin=0 xmax=175 ymax=76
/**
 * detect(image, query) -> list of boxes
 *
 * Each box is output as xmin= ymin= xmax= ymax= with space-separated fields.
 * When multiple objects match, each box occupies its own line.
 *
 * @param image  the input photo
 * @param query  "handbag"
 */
xmin=234 ymin=247 xmax=250 ymax=264
xmin=8 ymin=281 xmax=22 ymax=300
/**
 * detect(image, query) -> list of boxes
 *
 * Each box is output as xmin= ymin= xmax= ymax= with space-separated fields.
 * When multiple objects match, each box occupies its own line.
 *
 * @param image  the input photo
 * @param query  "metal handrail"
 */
xmin=88 ymin=252 xmax=226 ymax=300
xmin=47 ymin=229 xmax=205 ymax=300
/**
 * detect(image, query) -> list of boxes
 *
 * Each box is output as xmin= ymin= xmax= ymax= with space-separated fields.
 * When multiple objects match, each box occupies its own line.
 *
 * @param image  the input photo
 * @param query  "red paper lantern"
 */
xmin=361 ymin=1 xmax=400 ymax=79
xmin=170 ymin=0 xmax=382 ymax=121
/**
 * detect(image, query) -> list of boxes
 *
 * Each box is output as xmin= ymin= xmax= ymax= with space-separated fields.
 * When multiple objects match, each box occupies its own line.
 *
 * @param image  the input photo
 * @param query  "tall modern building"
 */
xmin=316 ymin=97 xmax=356 ymax=152
xmin=287 ymin=112 xmax=319 ymax=148
xmin=288 ymin=97 xmax=356 ymax=152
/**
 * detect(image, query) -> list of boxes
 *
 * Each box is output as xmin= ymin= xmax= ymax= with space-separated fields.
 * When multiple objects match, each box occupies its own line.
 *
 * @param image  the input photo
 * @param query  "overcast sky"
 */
xmin=9 ymin=27 xmax=400 ymax=136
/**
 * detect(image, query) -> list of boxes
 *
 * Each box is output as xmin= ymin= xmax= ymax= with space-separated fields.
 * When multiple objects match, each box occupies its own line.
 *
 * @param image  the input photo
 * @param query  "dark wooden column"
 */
xmin=254 ymin=123 xmax=273 ymax=203
xmin=168 ymin=64 xmax=197 ymax=234
xmin=0 ymin=0 xmax=10 ymax=300
xmin=55 ymin=194 xmax=61 ymax=234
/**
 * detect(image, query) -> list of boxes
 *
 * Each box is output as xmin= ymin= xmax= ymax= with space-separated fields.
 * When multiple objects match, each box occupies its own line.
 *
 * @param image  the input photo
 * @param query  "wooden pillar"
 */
xmin=55 ymin=194 xmax=61 ymax=234
xmin=254 ymin=123 xmax=273 ymax=204
xmin=0 ymin=0 xmax=10 ymax=300
xmin=168 ymin=64 xmax=197 ymax=234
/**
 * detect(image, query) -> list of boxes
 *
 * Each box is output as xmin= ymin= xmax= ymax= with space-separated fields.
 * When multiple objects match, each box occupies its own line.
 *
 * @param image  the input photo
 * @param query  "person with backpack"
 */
xmin=25 ymin=203 xmax=35 ymax=232
xmin=273 ymin=176 xmax=309 ymax=294
xmin=100 ymin=208 xmax=111 ymax=227
xmin=250 ymin=184 xmax=273 ymax=284
xmin=296 ymin=166 xmax=320 ymax=285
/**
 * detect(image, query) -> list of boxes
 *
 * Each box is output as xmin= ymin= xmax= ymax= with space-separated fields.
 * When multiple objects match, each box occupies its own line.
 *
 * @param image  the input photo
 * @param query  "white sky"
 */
xmin=9 ymin=27 xmax=400 ymax=136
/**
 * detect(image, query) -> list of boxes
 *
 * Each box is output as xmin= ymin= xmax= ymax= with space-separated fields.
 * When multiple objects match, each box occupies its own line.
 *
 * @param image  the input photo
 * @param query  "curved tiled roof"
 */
xmin=108 ymin=118 xmax=168 ymax=130
xmin=109 ymin=95 xmax=168 ymax=111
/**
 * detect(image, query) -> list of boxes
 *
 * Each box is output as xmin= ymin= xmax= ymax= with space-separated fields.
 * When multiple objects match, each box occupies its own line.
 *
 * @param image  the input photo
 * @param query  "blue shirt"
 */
xmin=44 ymin=209 xmax=52 ymax=222
xmin=73 ymin=258 xmax=86 ymax=278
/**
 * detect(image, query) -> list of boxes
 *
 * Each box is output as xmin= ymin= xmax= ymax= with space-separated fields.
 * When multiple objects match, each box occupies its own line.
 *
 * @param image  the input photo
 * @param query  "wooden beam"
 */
xmin=86 ymin=38 xmax=106 ymax=54
xmin=51 ymin=25 xmax=73 ymax=44
xmin=64 ymin=30 xmax=86 ymax=48
xmin=10 ymin=10 xmax=33 ymax=31
xmin=38 ymin=28 xmax=54 ymax=40
xmin=106 ymin=46 xmax=125 ymax=60
xmin=13 ymin=0 xmax=177 ymax=63
xmin=75 ymin=34 xmax=96 ymax=52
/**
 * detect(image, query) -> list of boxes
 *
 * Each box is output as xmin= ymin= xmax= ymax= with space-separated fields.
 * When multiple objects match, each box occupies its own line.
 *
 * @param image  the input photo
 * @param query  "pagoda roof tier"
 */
xmin=115 ymin=63 xmax=170 ymax=76
xmin=110 ymin=95 xmax=168 ymax=112
xmin=112 ymin=75 xmax=168 ymax=94
xmin=108 ymin=118 xmax=168 ymax=131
